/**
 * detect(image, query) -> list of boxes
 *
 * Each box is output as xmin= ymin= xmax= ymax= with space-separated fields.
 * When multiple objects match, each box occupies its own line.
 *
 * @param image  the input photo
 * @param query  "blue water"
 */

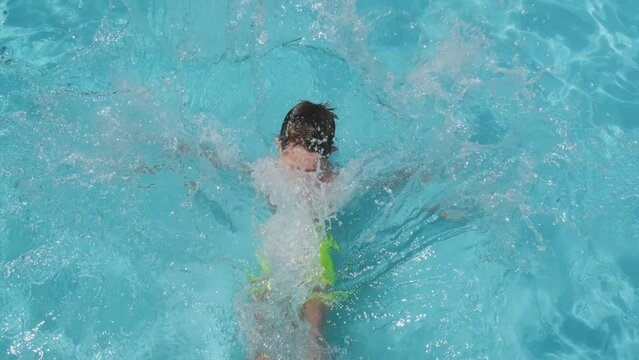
xmin=1 ymin=0 xmax=639 ymax=358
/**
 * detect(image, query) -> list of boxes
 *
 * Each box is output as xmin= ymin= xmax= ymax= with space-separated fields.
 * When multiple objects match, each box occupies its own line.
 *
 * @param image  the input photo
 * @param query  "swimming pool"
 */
xmin=1 ymin=0 xmax=638 ymax=358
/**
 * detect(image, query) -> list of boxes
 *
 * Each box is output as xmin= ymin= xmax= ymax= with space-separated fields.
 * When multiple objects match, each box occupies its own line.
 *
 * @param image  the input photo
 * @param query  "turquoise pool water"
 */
xmin=1 ymin=0 xmax=639 ymax=358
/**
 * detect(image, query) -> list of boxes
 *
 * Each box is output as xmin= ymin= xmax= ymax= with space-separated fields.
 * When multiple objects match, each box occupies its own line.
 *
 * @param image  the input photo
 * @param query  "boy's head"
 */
xmin=278 ymin=101 xmax=337 ymax=157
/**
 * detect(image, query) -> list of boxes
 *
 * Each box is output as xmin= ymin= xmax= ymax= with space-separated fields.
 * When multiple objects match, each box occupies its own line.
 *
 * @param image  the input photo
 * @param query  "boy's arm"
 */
xmin=366 ymin=165 xmax=470 ymax=222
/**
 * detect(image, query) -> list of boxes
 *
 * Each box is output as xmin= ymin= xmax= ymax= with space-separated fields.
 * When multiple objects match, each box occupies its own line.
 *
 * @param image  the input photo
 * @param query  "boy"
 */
xmin=252 ymin=101 xmax=339 ymax=360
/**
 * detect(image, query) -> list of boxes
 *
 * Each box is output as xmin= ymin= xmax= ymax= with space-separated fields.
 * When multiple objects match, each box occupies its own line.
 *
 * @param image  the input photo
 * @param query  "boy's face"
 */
xmin=280 ymin=143 xmax=323 ymax=172
xmin=276 ymin=138 xmax=332 ymax=172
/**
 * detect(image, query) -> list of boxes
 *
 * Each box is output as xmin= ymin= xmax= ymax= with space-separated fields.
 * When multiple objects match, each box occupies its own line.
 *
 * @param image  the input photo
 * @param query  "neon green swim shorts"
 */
xmin=249 ymin=230 xmax=346 ymax=302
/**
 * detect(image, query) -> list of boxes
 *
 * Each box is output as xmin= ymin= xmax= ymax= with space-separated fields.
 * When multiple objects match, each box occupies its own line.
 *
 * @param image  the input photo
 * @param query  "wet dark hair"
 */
xmin=279 ymin=101 xmax=337 ymax=156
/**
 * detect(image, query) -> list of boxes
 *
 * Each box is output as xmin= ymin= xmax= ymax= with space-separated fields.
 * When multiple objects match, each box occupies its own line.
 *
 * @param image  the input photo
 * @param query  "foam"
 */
xmin=237 ymin=156 xmax=359 ymax=357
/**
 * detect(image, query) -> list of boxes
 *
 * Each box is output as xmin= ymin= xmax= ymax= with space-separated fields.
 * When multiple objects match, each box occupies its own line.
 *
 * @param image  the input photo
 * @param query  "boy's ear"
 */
xmin=275 ymin=137 xmax=282 ymax=152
